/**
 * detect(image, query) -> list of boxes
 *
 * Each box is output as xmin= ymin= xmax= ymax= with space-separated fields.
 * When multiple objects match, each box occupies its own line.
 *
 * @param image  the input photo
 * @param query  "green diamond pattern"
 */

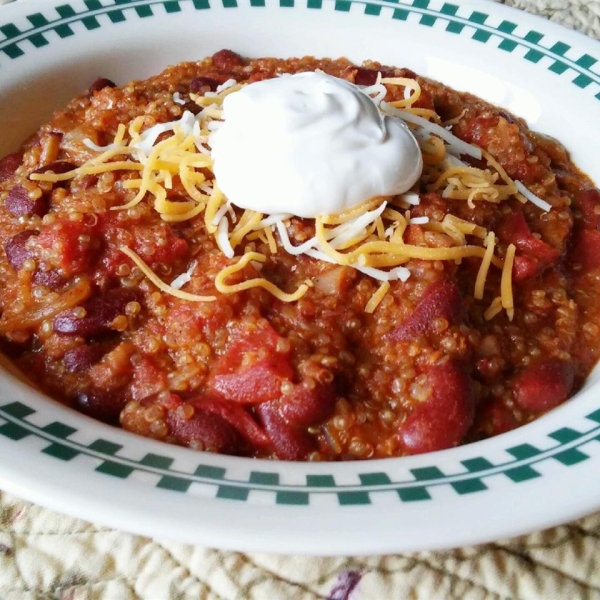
xmin=157 ymin=475 xmax=192 ymax=492
xmin=42 ymin=442 xmax=80 ymax=461
xmin=451 ymin=478 xmax=488 ymax=494
xmin=1 ymin=403 xmax=35 ymax=419
xmin=0 ymin=0 xmax=599 ymax=507
xmin=307 ymin=475 xmax=336 ymax=487
xmin=397 ymin=487 xmax=431 ymax=502
xmin=249 ymin=471 xmax=279 ymax=485
xmin=217 ymin=485 xmax=249 ymax=501
xmin=0 ymin=421 xmax=30 ymax=440
xmin=277 ymin=491 xmax=309 ymax=505
xmin=338 ymin=491 xmax=371 ymax=505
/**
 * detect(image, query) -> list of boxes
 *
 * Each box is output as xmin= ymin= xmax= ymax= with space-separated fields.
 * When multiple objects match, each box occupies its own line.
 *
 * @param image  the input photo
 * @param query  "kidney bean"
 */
xmin=4 ymin=230 xmax=38 ymax=271
xmin=497 ymin=111 xmax=516 ymax=125
xmin=63 ymin=344 xmax=106 ymax=372
xmin=89 ymin=77 xmax=116 ymax=93
xmin=5 ymin=185 xmax=48 ymax=217
xmin=512 ymin=358 xmax=575 ymax=412
xmin=257 ymin=403 xmax=315 ymax=461
xmin=211 ymin=49 xmax=245 ymax=70
xmin=167 ymin=409 xmax=241 ymax=454
xmin=389 ymin=280 xmax=463 ymax=342
xmin=74 ymin=388 xmax=126 ymax=424
xmin=0 ymin=153 xmax=23 ymax=183
xmin=570 ymin=228 xmax=600 ymax=273
xmin=191 ymin=397 xmax=269 ymax=447
xmin=53 ymin=288 xmax=139 ymax=337
xmin=31 ymin=161 xmax=76 ymax=175
xmin=32 ymin=269 xmax=65 ymax=289
xmin=399 ymin=360 xmax=475 ymax=454
xmin=277 ymin=380 xmax=336 ymax=427
xmin=189 ymin=76 xmax=220 ymax=94
xmin=575 ymin=187 xmax=600 ymax=230
xmin=483 ymin=399 xmax=519 ymax=436
xmin=353 ymin=66 xmax=395 ymax=86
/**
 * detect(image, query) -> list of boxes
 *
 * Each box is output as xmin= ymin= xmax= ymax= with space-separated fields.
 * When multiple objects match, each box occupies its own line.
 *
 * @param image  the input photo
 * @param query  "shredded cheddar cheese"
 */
xmin=365 ymin=281 xmax=391 ymax=313
xmin=27 ymin=72 xmax=550 ymax=319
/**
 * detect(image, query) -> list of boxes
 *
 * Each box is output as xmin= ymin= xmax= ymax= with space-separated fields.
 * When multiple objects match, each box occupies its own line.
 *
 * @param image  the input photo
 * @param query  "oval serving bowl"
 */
xmin=0 ymin=0 xmax=599 ymax=556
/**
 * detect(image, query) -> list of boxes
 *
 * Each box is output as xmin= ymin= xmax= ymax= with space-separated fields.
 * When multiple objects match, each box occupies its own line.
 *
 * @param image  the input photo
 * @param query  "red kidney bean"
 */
xmin=570 ymin=228 xmax=600 ymax=273
xmin=89 ymin=77 xmax=116 ymax=93
xmin=512 ymin=358 xmax=575 ymax=412
xmin=167 ymin=409 xmax=241 ymax=454
xmin=497 ymin=111 xmax=516 ymax=125
xmin=189 ymin=76 xmax=220 ymax=94
xmin=63 ymin=344 xmax=106 ymax=372
xmin=32 ymin=269 xmax=65 ymax=289
xmin=389 ymin=280 xmax=463 ymax=342
xmin=211 ymin=49 xmax=245 ymax=70
xmin=257 ymin=403 xmax=315 ymax=461
xmin=31 ymin=161 xmax=76 ymax=175
xmin=277 ymin=380 xmax=336 ymax=428
xmin=74 ymin=388 xmax=126 ymax=424
xmin=5 ymin=185 xmax=48 ymax=217
xmin=0 ymin=153 xmax=23 ymax=183
xmin=484 ymin=399 xmax=519 ymax=436
xmin=399 ymin=360 xmax=475 ymax=454
xmin=53 ymin=288 xmax=139 ymax=337
xmin=191 ymin=397 xmax=269 ymax=447
xmin=4 ymin=230 xmax=38 ymax=271
xmin=575 ymin=187 xmax=600 ymax=230
xmin=353 ymin=66 xmax=395 ymax=86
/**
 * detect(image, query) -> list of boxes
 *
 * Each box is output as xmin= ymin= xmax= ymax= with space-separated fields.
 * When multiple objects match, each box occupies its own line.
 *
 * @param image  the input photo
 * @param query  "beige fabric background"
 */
xmin=1 ymin=0 xmax=600 ymax=598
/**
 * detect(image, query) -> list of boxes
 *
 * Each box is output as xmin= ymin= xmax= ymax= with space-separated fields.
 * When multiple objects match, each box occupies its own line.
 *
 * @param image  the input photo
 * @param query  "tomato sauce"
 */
xmin=0 ymin=51 xmax=599 ymax=460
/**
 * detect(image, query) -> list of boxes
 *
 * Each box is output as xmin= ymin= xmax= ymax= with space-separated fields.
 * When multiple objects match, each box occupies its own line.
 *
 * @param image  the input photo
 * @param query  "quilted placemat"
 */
xmin=1 ymin=0 xmax=600 ymax=598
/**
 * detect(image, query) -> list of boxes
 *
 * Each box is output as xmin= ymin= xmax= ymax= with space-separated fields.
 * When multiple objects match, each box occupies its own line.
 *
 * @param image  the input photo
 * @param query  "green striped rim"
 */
xmin=0 ymin=0 xmax=599 ymax=505
xmin=0 ymin=0 xmax=598 ymax=99
xmin=1 ymin=401 xmax=600 ymax=504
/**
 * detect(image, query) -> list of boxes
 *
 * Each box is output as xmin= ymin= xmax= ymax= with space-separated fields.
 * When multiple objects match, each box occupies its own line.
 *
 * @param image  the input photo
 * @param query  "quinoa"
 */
xmin=0 ymin=50 xmax=598 ymax=460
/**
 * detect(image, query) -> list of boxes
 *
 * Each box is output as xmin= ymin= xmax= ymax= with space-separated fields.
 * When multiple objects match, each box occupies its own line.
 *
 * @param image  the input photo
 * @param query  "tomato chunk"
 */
xmin=208 ymin=323 xmax=294 ymax=404
xmin=399 ymin=360 xmax=475 ymax=454
xmin=512 ymin=358 xmax=575 ymax=412
xmin=497 ymin=212 xmax=558 ymax=282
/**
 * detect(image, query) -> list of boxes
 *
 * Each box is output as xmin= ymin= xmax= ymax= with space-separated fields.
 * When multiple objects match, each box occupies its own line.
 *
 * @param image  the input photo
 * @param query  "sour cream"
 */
xmin=210 ymin=72 xmax=423 ymax=218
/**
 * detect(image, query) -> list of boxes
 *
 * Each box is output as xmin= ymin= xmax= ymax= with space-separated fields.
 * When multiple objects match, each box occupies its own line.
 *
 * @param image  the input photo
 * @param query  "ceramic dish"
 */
xmin=0 ymin=0 xmax=599 ymax=555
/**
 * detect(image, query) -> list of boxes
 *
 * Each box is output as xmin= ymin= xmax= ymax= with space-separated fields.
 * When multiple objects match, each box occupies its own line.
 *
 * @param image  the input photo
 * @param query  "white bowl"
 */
xmin=0 ymin=0 xmax=599 ymax=555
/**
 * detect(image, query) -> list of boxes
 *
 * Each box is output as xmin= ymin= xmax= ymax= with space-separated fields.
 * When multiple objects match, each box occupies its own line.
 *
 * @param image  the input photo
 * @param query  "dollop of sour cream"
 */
xmin=210 ymin=72 xmax=423 ymax=218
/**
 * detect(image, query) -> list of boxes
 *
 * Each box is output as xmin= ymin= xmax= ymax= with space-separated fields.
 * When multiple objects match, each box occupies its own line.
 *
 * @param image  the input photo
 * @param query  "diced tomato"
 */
xmin=133 ymin=226 xmax=189 ymax=266
xmin=497 ymin=211 xmax=559 ymax=282
xmin=512 ymin=255 xmax=540 ymax=283
xmin=512 ymin=358 xmax=575 ymax=412
xmin=37 ymin=218 xmax=99 ymax=276
xmin=399 ymin=360 xmax=475 ymax=454
xmin=208 ymin=323 xmax=294 ymax=404
xmin=130 ymin=356 xmax=168 ymax=402
xmin=389 ymin=280 xmax=463 ymax=342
